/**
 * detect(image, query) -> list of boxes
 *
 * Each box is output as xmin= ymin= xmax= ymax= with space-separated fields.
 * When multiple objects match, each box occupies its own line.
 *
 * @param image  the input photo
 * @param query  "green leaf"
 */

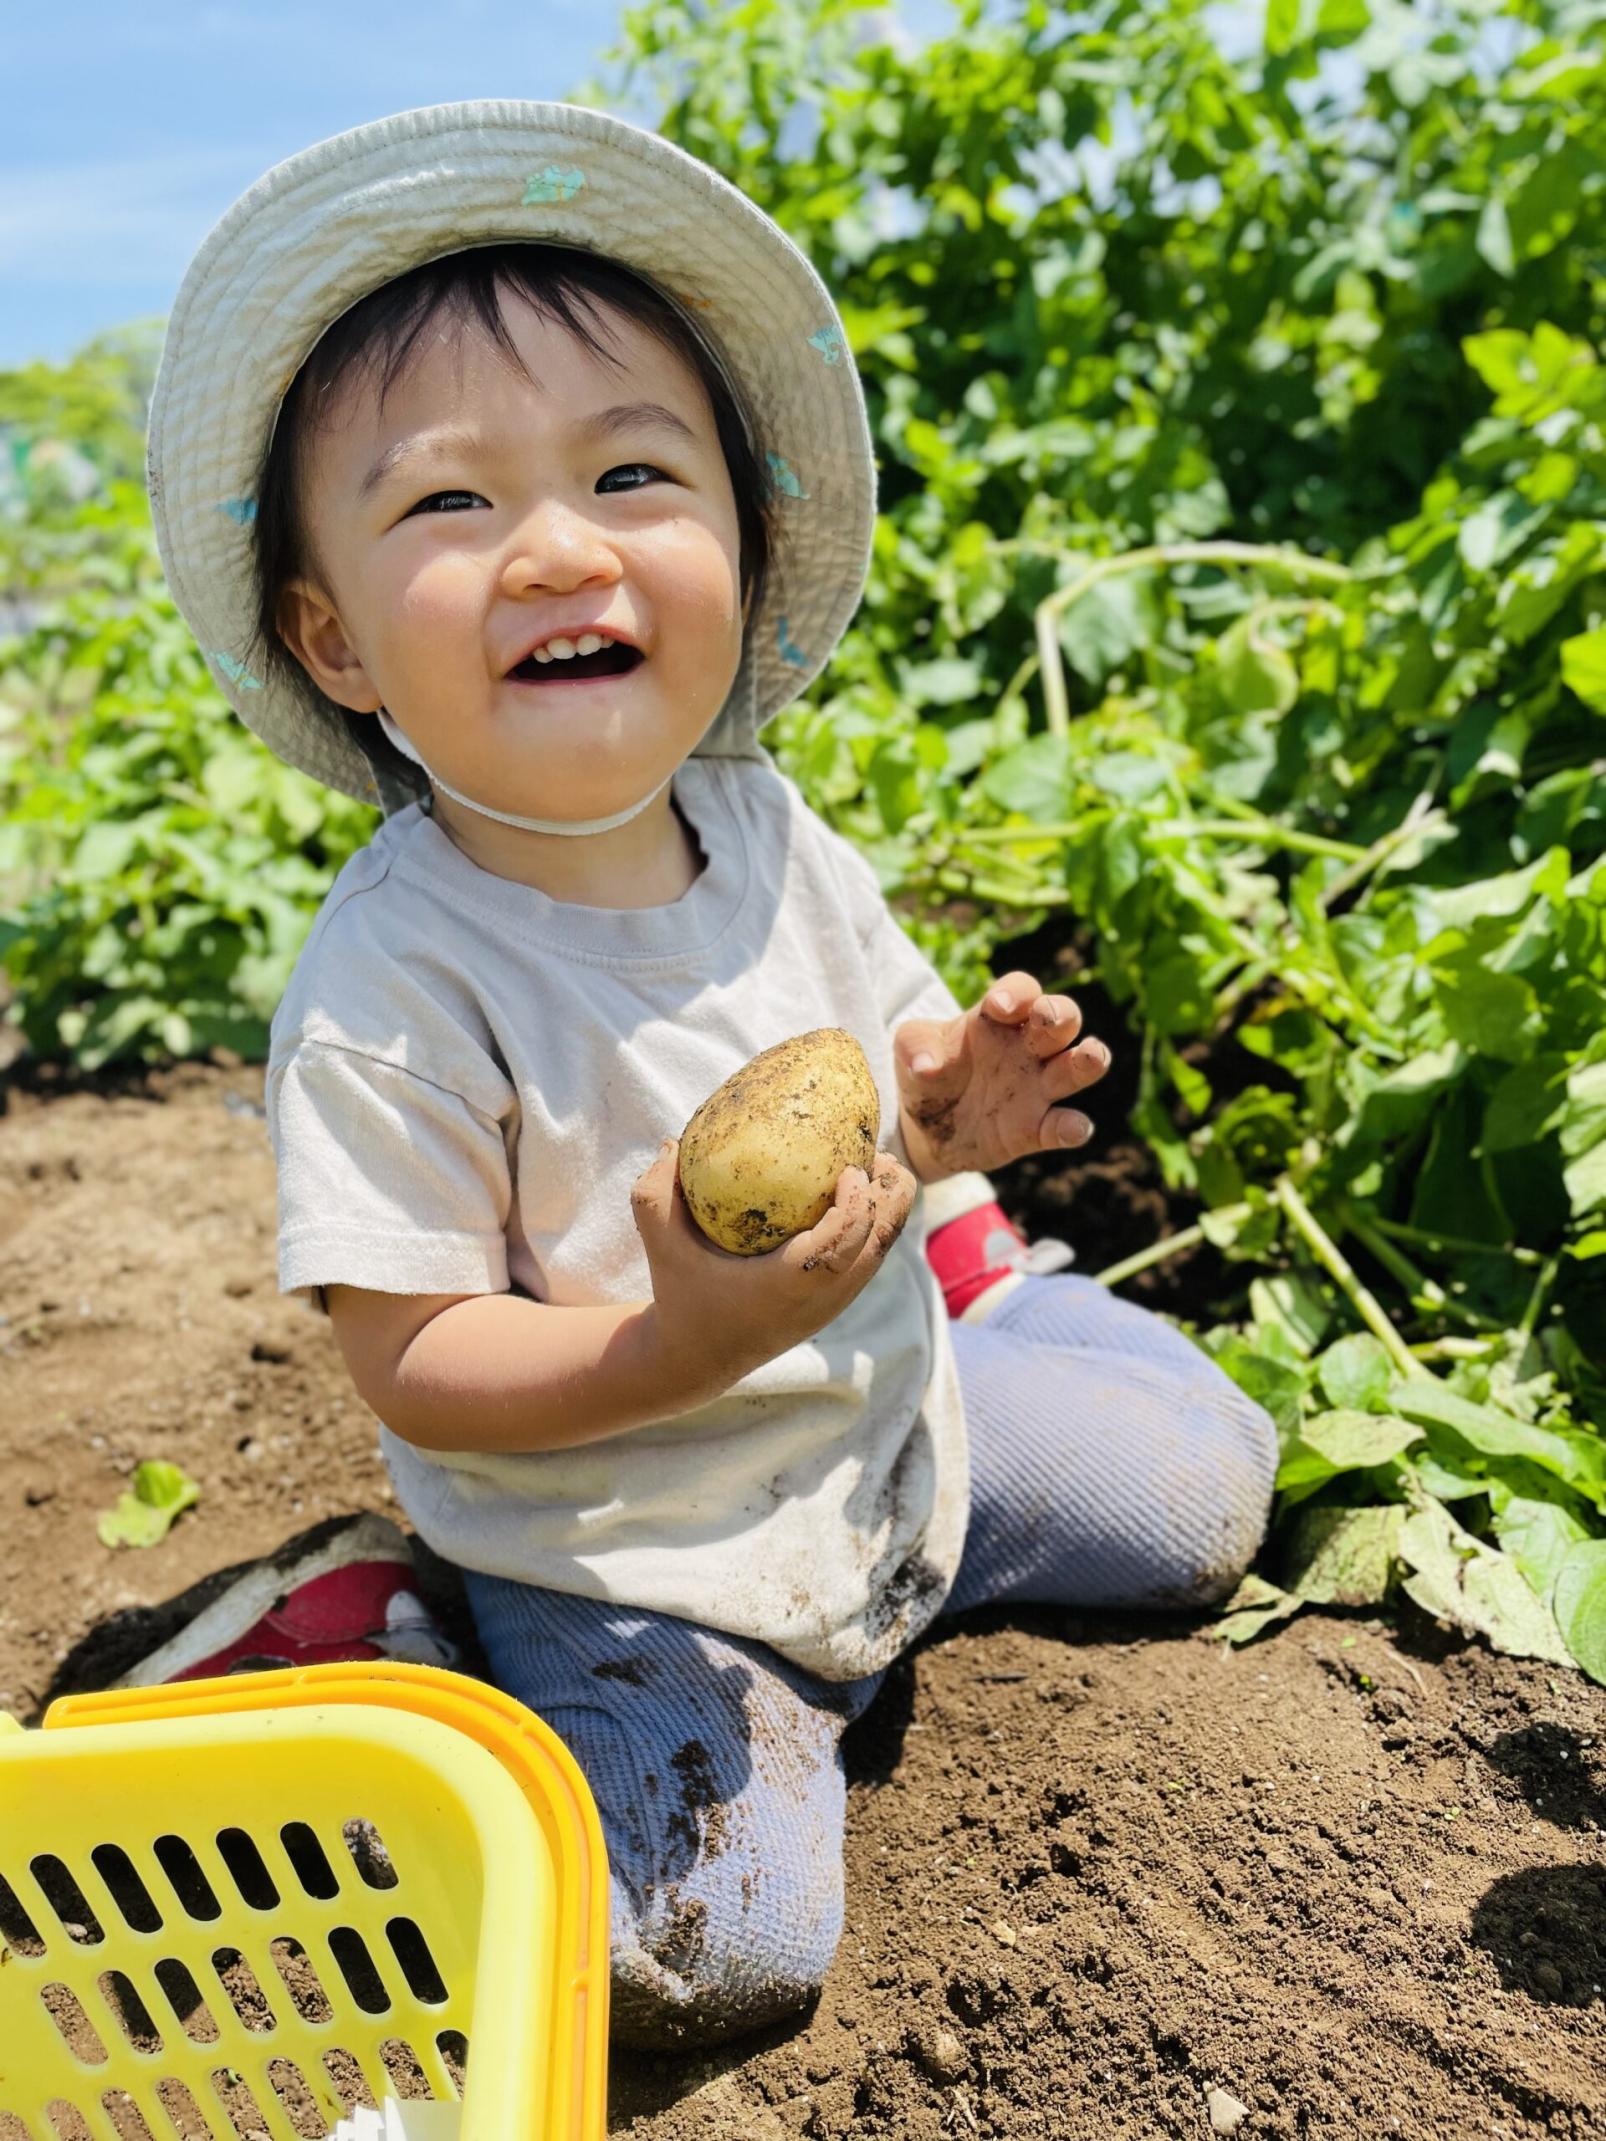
xmin=1430 ymin=956 xmax=1544 ymax=1064
xmin=1456 ymin=490 xmax=1547 ymax=576
xmin=1213 ymin=1572 xmax=1302 ymax=1646
xmin=1084 ymin=751 xmax=1172 ymax=804
xmin=1560 ymin=1060 xmax=1606 ymax=1220
xmin=1553 ymin=1542 xmax=1606 ymax=1683
xmin=1476 ymin=195 xmax=1515 ymax=279
xmin=900 ymin=656 xmax=985 ymax=709
xmin=1247 ymin=1272 xmax=1333 ymax=1360
xmin=1315 ymin=1334 xmax=1394 ymax=1412
xmin=1398 ymin=1495 xmax=1572 ymax=1665
xmin=1200 ymin=1332 xmax=1310 ymax=1440
xmin=1560 ymin=626 xmax=1606 ymax=715
xmin=1265 ymin=0 xmax=1301 ymax=58
xmin=1490 ymin=1490 xmax=1592 ymax=1607
xmin=1412 ymin=1448 xmax=1491 ymax=1501
xmin=96 ymin=1459 xmax=200 ymax=1550
xmin=1496 ymin=521 xmax=1602 ymax=645
xmin=1216 ymin=609 xmax=1300 ymax=719
xmin=1057 ymin=572 xmax=1155 ymax=689
xmin=980 ymin=733 xmax=1072 ymax=819
xmin=1279 ymin=1410 xmax=1423 ymax=1491
xmin=1284 ymin=1503 xmax=1404 ymax=1607
xmin=1481 ymin=1057 xmax=1569 ymax=1154
xmin=1392 ymin=1380 xmax=1606 ymax=1502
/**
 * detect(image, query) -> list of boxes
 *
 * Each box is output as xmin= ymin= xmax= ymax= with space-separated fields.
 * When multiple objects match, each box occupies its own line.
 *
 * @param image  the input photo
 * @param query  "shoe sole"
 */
xmin=114 ymin=1511 xmax=415 ymax=1689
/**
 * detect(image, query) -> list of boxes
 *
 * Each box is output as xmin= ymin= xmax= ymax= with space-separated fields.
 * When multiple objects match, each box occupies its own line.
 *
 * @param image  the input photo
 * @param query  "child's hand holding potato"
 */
xmin=630 ymin=1138 xmax=916 ymax=1406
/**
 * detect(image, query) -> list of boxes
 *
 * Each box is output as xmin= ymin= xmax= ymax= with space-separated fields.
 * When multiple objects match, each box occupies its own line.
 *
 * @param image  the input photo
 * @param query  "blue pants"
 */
xmin=464 ymin=1273 xmax=1277 ymax=2049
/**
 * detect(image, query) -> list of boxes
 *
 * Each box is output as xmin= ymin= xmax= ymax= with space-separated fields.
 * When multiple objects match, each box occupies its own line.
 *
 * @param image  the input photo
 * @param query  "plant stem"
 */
xmin=1408 ymin=1335 xmax=1506 ymax=1362
xmin=1320 ymin=799 xmax=1445 ymax=908
xmin=1367 ymin=1215 xmax=1544 ymax=1267
xmin=1518 ymin=1251 xmax=1563 ymax=1340
xmin=985 ymin=538 xmax=1359 ymax=739
xmin=1340 ymin=1211 xmax=1505 ymax=1334
xmin=932 ymin=868 xmax=1067 ymax=909
xmin=1091 ymin=1206 xmax=1253 ymax=1288
xmin=955 ymin=817 xmax=1367 ymax=863
xmin=1272 ymin=1173 xmax=1428 ymax=1382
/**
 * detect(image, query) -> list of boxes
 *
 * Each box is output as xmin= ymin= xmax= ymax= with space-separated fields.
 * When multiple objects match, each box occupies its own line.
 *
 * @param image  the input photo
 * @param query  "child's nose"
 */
xmin=503 ymin=500 xmax=624 ymax=588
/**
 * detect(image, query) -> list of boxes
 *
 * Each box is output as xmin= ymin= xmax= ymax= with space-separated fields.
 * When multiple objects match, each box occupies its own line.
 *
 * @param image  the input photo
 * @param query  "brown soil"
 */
xmin=4 ymin=1057 xmax=1605 ymax=2139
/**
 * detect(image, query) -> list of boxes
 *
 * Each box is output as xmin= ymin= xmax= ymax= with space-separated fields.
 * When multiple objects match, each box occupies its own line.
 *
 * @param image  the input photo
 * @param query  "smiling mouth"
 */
xmin=508 ymin=644 xmax=646 ymax=684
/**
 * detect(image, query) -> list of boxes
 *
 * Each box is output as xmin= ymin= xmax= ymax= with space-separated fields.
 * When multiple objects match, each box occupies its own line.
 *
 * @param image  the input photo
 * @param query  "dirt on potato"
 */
xmin=3 ymin=1052 xmax=1604 ymax=2139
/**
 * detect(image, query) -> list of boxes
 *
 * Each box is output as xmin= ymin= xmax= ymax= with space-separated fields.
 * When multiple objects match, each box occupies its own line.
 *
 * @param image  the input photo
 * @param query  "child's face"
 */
xmin=277 ymin=288 xmax=746 ymax=833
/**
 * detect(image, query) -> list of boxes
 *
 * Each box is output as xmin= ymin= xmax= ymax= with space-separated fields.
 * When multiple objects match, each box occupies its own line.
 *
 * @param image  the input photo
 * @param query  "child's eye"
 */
xmin=598 ymin=463 xmax=667 ymax=491
xmin=407 ymin=466 xmax=668 ymax=514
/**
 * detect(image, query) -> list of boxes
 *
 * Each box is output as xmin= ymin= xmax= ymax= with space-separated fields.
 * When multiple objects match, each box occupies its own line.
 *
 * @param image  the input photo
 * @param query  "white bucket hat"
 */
xmin=145 ymin=99 xmax=878 ymax=819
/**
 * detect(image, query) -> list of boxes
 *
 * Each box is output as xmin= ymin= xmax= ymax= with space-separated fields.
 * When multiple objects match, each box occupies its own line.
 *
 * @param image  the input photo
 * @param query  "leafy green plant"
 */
xmin=0 ymin=493 xmax=373 ymax=1065
xmin=96 ymin=1459 xmax=201 ymax=1550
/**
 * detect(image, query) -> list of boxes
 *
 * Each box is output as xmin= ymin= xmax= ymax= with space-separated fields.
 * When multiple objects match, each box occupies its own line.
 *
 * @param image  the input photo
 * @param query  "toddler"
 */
xmin=143 ymin=100 xmax=1278 ymax=2049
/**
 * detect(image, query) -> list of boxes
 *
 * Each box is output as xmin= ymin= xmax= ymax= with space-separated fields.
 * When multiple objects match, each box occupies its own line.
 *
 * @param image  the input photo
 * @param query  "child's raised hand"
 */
xmin=630 ymin=1137 xmax=916 ymax=1406
xmin=891 ymin=972 xmax=1112 ymax=1181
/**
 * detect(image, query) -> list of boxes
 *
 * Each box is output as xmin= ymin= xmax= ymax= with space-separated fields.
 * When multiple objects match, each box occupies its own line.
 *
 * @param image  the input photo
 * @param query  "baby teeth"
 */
xmin=533 ymin=632 xmax=607 ymax=663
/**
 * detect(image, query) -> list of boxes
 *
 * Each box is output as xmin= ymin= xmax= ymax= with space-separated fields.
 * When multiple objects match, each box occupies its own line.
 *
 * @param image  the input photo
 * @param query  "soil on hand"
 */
xmin=2 ymin=1058 xmax=1604 ymax=2139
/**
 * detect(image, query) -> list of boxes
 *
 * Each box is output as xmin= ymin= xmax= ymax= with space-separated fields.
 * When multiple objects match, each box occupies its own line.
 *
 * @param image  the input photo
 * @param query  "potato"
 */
xmin=678 ymin=1028 xmax=880 ymax=1255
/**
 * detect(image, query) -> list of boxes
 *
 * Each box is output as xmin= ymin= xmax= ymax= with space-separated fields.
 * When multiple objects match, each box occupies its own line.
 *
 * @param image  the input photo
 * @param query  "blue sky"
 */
xmin=0 ymin=1 xmax=1307 ymax=373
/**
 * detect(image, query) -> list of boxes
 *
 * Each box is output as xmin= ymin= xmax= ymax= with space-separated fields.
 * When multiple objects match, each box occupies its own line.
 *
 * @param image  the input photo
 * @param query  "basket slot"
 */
xmin=39 ymin=1982 xmax=110 ymax=2067
xmin=149 ymin=1839 xmax=222 ymax=1926
xmin=208 ymin=1948 xmax=277 ymax=2036
xmin=152 ymin=2077 xmax=223 ymax=2141
xmin=0 ymin=2112 xmax=35 ymax=2139
xmin=339 ymin=1821 xmax=398 ymax=1894
xmin=262 ymin=2058 xmax=331 ymax=2141
xmin=411 ymin=2034 xmax=463 ymax=2109
xmin=434 ymin=2033 xmax=468 ymax=2098
xmin=96 ymin=2091 xmax=159 ymax=2141
xmin=265 ymin=1939 xmax=333 ymax=2026
xmin=41 ymin=2104 xmax=95 ymax=2141
xmin=93 ymin=1971 xmax=164 ymax=2057
xmin=323 ymin=1927 xmax=391 ymax=2016
xmin=274 ymin=1827 xmax=338 ymax=1904
xmin=318 ymin=2051 xmax=378 ymax=2118
xmin=151 ymin=1958 xmax=222 ymax=2046
xmin=84 ymin=1849 xmax=164 ymax=1939
xmin=376 ymin=2040 xmax=435 ymax=2103
xmin=0 ymin=1869 xmax=48 ymax=1957
xmin=205 ymin=2070 xmax=275 ymax=2141
xmin=212 ymin=1834 xmax=279 ymax=1917
xmin=27 ymin=1857 xmax=104 ymax=1948
xmin=381 ymin=1920 xmax=447 ymax=2009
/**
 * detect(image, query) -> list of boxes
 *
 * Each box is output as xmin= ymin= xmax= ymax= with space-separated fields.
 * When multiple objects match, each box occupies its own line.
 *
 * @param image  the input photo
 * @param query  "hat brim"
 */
xmin=147 ymin=99 xmax=877 ymax=808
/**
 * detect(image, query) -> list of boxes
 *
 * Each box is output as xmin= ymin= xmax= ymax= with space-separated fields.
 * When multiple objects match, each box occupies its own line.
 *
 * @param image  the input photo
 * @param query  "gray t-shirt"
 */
xmin=266 ymin=749 xmax=971 ymax=1680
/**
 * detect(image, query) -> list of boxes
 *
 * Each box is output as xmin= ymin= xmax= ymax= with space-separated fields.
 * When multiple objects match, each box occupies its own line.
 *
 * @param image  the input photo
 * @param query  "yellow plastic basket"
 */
xmin=0 ymin=1662 xmax=610 ymax=2141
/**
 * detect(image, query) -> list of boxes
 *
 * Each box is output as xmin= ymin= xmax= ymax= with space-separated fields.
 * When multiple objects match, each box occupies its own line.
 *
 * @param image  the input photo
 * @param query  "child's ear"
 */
xmin=276 ymin=578 xmax=382 ymax=713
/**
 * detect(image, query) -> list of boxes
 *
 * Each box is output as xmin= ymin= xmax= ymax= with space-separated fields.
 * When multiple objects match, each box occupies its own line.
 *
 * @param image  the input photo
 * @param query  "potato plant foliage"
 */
xmin=2 ymin=0 xmax=1604 ymax=1670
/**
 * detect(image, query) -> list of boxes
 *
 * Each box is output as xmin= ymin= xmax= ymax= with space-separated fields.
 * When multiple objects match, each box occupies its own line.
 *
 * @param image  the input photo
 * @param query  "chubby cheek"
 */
xmin=389 ymin=555 xmax=486 ymax=656
xmin=641 ymin=521 xmax=744 ymax=647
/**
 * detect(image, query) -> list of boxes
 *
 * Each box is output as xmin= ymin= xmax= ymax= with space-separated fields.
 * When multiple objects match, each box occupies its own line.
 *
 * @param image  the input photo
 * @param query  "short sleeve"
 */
xmin=266 ymin=1041 xmax=514 ymax=1302
xmin=820 ymin=820 xmax=967 ymax=1032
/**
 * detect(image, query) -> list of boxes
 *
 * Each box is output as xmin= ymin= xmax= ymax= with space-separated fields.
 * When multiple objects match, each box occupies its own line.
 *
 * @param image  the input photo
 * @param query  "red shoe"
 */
xmin=924 ymin=1199 xmax=1076 ymax=1319
xmin=116 ymin=1512 xmax=457 ymax=1688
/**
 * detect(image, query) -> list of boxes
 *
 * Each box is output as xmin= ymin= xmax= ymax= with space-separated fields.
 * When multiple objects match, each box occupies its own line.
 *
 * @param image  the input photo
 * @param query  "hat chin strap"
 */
xmin=377 ymin=708 xmax=672 ymax=835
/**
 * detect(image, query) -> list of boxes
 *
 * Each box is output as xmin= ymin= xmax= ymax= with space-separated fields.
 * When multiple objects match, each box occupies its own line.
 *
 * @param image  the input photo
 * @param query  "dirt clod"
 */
xmin=911 ymin=2025 xmax=969 ymax=2084
xmin=1207 ymin=2085 xmax=1249 ymax=2135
